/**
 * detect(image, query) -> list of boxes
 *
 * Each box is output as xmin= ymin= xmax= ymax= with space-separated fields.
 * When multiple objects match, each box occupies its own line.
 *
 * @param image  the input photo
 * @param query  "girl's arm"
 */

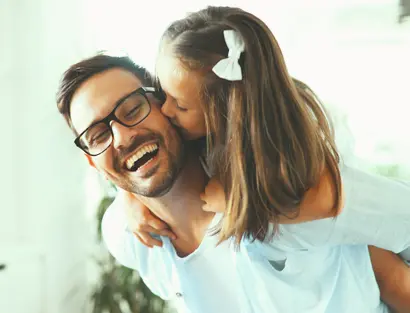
xmin=279 ymin=167 xmax=344 ymax=224
xmin=200 ymin=169 xmax=344 ymax=223
xmin=118 ymin=189 xmax=177 ymax=248
xmin=199 ymin=167 xmax=410 ymax=256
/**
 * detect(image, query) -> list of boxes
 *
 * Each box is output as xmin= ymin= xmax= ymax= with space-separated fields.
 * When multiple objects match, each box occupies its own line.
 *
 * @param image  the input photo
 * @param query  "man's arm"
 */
xmin=369 ymin=246 xmax=410 ymax=313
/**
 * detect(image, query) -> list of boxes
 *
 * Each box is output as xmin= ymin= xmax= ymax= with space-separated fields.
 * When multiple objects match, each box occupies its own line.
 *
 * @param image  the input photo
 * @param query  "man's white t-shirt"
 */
xmin=100 ymin=163 xmax=407 ymax=313
xmin=102 ymin=205 xmax=242 ymax=313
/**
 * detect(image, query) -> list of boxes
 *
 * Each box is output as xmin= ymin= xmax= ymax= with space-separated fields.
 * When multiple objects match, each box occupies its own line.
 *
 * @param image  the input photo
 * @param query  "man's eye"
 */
xmin=124 ymin=104 xmax=142 ymax=119
xmin=90 ymin=130 xmax=110 ymax=145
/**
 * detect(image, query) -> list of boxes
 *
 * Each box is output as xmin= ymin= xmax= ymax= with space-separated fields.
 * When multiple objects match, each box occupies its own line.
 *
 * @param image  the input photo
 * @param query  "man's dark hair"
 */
xmin=56 ymin=53 xmax=153 ymax=131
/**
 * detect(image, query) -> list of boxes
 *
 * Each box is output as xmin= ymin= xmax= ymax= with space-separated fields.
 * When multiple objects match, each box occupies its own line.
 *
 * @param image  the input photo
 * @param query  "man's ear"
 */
xmin=84 ymin=154 xmax=96 ymax=169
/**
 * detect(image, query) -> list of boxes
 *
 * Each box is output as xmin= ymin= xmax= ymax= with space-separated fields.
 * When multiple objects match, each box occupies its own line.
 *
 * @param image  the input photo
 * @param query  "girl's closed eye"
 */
xmin=175 ymin=100 xmax=188 ymax=112
xmin=156 ymin=59 xmax=209 ymax=140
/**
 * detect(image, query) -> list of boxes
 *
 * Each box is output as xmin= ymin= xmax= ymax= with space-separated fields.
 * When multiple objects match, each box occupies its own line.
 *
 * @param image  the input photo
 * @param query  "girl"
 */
xmin=120 ymin=6 xmax=410 ymax=311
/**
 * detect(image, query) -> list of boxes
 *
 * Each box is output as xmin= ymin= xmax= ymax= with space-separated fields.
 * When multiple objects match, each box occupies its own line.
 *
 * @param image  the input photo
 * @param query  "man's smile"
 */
xmin=125 ymin=142 xmax=159 ymax=172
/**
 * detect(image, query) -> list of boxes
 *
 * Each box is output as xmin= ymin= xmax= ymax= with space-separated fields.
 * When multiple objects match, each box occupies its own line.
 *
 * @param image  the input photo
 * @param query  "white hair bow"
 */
xmin=212 ymin=30 xmax=245 ymax=81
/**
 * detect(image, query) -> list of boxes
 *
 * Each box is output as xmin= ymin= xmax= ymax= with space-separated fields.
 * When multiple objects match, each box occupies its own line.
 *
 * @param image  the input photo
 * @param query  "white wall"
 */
xmin=1 ymin=0 xmax=98 ymax=312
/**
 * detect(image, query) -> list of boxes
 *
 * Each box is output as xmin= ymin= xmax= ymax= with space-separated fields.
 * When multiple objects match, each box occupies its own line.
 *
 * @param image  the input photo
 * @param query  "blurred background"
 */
xmin=1 ymin=0 xmax=409 ymax=312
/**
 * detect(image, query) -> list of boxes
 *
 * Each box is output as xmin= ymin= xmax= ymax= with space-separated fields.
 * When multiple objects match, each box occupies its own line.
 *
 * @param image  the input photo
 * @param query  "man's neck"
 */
xmin=138 ymin=153 xmax=215 ymax=256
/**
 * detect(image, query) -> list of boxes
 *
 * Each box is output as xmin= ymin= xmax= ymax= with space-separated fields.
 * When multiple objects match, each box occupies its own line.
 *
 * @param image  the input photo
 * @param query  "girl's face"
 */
xmin=156 ymin=52 xmax=207 ymax=140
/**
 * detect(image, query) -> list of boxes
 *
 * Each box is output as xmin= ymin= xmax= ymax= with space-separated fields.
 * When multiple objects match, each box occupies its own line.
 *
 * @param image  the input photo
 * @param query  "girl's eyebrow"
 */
xmin=161 ymin=85 xmax=183 ymax=102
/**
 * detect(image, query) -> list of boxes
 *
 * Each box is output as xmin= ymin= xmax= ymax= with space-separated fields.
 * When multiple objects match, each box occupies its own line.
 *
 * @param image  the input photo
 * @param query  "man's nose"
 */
xmin=161 ymin=99 xmax=176 ymax=119
xmin=110 ymin=121 xmax=133 ymax=150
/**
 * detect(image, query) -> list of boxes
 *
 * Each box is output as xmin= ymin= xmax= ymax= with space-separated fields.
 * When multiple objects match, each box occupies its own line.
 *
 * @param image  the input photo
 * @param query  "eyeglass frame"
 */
xmin=74 ymin=86 xmax=157 ymax=156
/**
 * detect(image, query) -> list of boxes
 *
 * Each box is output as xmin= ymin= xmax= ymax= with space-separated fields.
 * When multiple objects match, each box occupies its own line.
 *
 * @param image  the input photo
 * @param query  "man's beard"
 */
xmin=129 ymin=139 xmax=185 ymax=198
xmin=108 ymin=128 xmax=186 ymax=198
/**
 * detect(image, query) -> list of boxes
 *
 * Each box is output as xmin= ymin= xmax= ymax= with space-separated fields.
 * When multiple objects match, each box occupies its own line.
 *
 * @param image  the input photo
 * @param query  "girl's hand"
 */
xmin=200 ymin=177 xmax=226 ymax=213
xmin=119 ymin=189 xmax=177 ymax=248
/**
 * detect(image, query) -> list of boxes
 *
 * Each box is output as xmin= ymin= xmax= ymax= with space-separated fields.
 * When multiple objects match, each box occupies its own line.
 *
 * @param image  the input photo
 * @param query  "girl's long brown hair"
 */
xmin=162 ymin=6 xmax=341 ymax=245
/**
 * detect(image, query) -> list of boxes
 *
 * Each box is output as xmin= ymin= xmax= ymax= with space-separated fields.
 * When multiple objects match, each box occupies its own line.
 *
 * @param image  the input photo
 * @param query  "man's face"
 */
xmin=70 ymin=68 xmax=185 ymax=197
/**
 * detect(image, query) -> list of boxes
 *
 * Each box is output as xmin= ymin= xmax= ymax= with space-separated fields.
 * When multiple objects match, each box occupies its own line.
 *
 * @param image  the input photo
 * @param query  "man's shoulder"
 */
xmin=101 ymin=195 xmax=175 ymax=300
xmin=101 ymin=196 xmax=127 ymax=234
xmin=101 ymin=196 xmax=137 ymax=263
xmin=340 ymin=163 xmax=410 ymax=206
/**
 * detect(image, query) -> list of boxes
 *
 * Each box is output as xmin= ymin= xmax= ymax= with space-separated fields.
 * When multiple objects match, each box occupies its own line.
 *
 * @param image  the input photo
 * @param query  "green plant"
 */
xmin=372 ymin=164 xmax=402 ymax=179
xmin=90 ymin=193 xmax=167 ymax=313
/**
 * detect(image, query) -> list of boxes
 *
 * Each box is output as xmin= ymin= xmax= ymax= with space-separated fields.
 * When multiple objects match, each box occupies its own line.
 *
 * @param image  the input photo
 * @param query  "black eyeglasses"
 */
xmin=74 ymin=87 xmax=157 ymax=156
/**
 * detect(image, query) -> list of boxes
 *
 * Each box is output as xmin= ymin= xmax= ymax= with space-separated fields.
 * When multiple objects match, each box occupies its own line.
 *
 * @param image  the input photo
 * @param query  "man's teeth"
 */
xmin=126 ymin=143 xmax=158 ymax=170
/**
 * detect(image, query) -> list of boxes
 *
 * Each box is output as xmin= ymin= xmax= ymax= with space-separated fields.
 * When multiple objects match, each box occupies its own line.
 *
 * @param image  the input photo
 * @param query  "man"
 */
xmin=57 ymin=55 xmax=242 ymax=312
xmin=57 ymin=54 xmax=403 ymax=313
